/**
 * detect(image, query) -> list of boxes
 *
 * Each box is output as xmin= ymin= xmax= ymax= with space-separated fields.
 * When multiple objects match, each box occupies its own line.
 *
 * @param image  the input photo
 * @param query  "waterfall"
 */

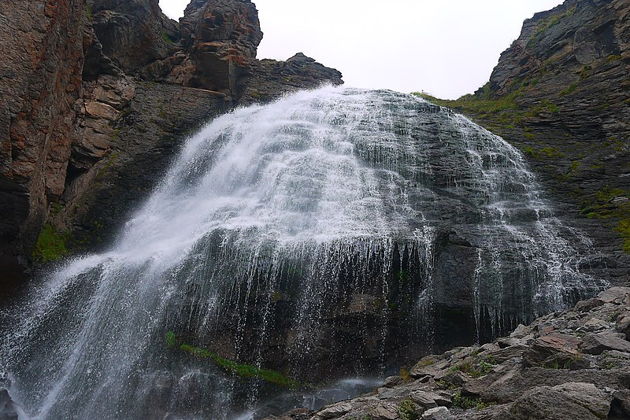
xmin=0 ymin=86 xmax=606 ymax=419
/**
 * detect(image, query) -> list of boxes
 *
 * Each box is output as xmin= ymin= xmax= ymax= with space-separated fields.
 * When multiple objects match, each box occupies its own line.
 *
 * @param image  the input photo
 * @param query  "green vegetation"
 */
xmin=527 ymin=6 xmax=576 ymax=48
xmin=166 ymin=332 xmax=299 ymax=388
xmin=580 ymin=186 xmax=630 ymax=253
xmin=165 ymin=331 xmax=177 ymax=348
xmin=399 ymin=368 xmax=412 ymax=382
xmin=450 ymin=356 xmax=496 ymax=378
xmin=161 ymin=32 xmax=175 ymax=44
xmin=86 ymin=4 xmax=93 ymax=21
xmin=617 ymin=219 xmax=630 ymax=253
xmin=560 ymin=82 xmax=578 ymax=96
xmin=452 ymin=392 xmax=491 ymax=410
xmin=414 ymin=89 xmax=520 ymax=116
xmin=398 ymin=399 xmax=419 ymax=420
xmin=33 ymin=224 xmax=69 ymax=263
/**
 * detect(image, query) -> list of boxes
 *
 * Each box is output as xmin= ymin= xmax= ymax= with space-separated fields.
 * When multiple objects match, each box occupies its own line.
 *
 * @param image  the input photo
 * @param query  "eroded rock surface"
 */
xmin=268 ymin=286 xmax=630 ymax=419
xmin=421 ymin=0 xmax=630 ymax=283
xmin=0 ymin=0 xmax=86 ymax=295
xmin=0 ymin=0 xmax=342 ymax=293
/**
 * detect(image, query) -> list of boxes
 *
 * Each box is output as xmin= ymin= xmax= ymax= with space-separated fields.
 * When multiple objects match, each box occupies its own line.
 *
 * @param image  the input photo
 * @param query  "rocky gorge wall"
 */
xmin=0 ymin=0 xmax=343 ymax=297
xmin=418 ymin=0 xmax=629 ymax=284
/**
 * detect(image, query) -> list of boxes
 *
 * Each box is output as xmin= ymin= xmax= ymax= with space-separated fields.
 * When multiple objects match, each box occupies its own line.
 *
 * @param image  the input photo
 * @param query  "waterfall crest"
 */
xmin=0 ymin=87 xmax=605 ymax=419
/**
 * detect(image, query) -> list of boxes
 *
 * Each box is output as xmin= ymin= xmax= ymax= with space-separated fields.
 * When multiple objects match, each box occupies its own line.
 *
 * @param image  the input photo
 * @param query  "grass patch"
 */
xmin=166 ymin=332 xmax=299 ymax=388
xmin=400 ymin=368 xmax=412 ymax=382
xmin=450 ymin=357 xmax=496 ymax=378
xmin=32 ymin=224 xmax=69 ymax=263
xmin=414 ymin=90 xmax=521 ymax=115
xmin=560 ymin=82 xmax=578 ymax=96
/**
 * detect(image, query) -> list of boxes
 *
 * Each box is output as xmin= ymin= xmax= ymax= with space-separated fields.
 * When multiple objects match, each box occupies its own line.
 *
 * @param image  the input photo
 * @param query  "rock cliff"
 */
xmin=270 ymin=286 xmax=630 ymax=419
xmin=0 ymin=0 xmax=86 ymax=294
xmin=0 ymin=0 xmax=343 ymax=297
xmin=417 ymin=0 xmax=629 ymax=283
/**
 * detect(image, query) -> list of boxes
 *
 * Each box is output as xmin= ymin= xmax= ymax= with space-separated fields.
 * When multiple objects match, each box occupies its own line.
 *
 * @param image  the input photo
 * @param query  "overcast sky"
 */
xmin=160 ymin=0 xmax=563 ymax=99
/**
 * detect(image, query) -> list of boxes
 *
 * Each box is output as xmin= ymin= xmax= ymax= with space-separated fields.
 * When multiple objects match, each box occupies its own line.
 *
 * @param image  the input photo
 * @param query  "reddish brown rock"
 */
xmin=175 ymin=0 xmax=263 ymax=97
xmin=0 ymin=0 xmax=86 ymax=293
xmin=0 ymin=0 xmax=341 ymax=294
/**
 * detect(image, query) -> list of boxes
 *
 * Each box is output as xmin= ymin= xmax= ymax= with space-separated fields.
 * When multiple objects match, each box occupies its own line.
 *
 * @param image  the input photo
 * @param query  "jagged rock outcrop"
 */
xmin=172 ymin=0 xmax=263 ymax=97
xmin=0 ymin=0 xmax=343 ymax=295
xmin=420 ymin=0 xmax=629 ymax=283
xmin=87 ymin=0 xmax=179 ymax=74
xmin=0 ymin=0 xmax=86 ymax=296
xmin=240 ymin=53 xmax=344 ymax=105
xmin=270 ymin=286 xmax=630 ymax=419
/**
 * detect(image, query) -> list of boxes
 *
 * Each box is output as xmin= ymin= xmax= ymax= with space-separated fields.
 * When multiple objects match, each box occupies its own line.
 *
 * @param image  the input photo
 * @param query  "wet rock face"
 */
xmin=429 ymin=0 xmax=630 ymax=283
xmin=0 ymin=0 xmax=86 ymax=294
xmin=0 ymin=0 xmax=343 ymax=292
xmin=240 ymin=53 xmax=344 ymax=105
xmin=272 ymin=286 xmax=630 ymax=419
xmin=0 ymin=389 xmax=17 ymax=420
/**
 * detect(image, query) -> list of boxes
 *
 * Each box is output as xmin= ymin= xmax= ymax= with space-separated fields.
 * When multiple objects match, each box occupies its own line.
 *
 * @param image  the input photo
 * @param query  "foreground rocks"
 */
xmin=268 ymin=286 xmax=630 ymax=419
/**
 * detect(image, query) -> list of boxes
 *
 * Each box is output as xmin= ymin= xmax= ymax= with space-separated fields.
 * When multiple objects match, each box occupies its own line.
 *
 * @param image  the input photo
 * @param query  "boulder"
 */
xmin=509 ymin=383 xmax=612 ymax=420
xmin=422 ymin=407 xmax=453 ymax=420
xmin=88 ymin=0 xmax=178 ymax=73
xmin=316 ymin=402 xmax=352 ymax=419
xmin=580 ymin=332 xmax=630 ymax=355
xmin=598 ymin=288 xmax=630 ymax=305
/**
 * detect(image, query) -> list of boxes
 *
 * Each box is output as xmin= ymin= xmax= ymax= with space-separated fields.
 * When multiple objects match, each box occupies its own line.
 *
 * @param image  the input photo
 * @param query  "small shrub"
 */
xmin=453 ymin=392 xmax=490 ymax=410
xmin=398 ymin=399 xmax=419 ymax=420
xmin=400 ymin=368 xmax=412 ymax=382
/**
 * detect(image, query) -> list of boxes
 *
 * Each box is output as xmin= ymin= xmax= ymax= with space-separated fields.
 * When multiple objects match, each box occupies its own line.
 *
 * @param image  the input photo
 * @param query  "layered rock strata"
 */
xmin=0 ymin=0 xmax=343 ymax=294
xmin=419 ymin=0 xmax=630 ymax=283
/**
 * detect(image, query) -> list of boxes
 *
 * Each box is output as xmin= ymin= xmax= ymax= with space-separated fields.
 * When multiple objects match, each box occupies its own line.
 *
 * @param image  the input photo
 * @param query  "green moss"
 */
xmin=616 ymin=219 xmax=630 ymax=253
xmin=33 ymin=224 xmax=69 ymax=263
xmin=398 ymin=399 xmax=419 ymax=420
xmin=165 ymin=331 xmax=177 ymax=348
xmin=607 ymin=55 xmax=622 ymax=62
xmin=580 ymin=187 xmax=630 ymax=253
xmin=86 ymin=4 xmax=93 ymax=21
xmin=161 ymin=32 xmax=175 ymax=44
xmin=168 ymin=333 xmax=299 ymax=388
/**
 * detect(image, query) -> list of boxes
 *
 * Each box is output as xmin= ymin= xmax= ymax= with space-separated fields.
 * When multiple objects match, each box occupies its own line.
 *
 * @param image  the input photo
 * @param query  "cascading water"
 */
xmin=0 ymin=86 xmax=606 ymax=419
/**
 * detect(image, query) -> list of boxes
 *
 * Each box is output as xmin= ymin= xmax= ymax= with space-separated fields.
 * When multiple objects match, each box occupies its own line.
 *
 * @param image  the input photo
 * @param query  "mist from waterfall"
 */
xmin=0 ymin=86 xmax=606 ymax=419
